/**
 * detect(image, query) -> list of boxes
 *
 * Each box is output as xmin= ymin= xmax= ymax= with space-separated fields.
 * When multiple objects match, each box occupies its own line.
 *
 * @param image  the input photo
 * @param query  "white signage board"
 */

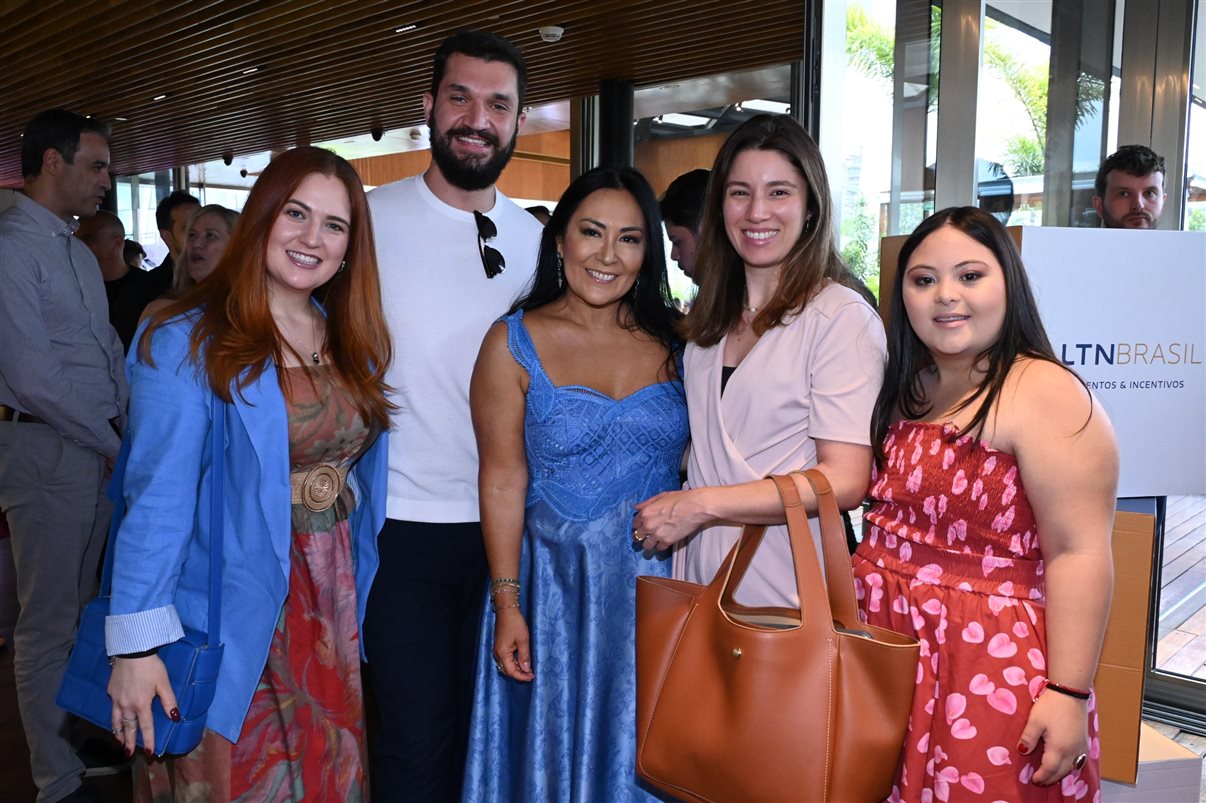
xmin=1017 ymin=227 xmax=1206 ymax=496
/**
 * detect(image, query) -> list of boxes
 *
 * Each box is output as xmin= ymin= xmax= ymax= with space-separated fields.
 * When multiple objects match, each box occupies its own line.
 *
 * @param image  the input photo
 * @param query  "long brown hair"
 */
xmin=681 ymin=114 xmax=854 ymax=347
xmin=140 ymin=146 xmax=394 ymax=430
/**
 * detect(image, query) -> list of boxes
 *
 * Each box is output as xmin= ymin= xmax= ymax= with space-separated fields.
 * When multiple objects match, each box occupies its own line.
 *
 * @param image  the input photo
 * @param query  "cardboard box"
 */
xmin=1095 ymin=512 xmax=1157 ymax=784
xmin=1101 ymin=724 xmax=1203 ymax=802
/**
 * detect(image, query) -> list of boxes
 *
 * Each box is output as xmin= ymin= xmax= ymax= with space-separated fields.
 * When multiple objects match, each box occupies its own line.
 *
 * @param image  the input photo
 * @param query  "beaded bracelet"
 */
xmin=490 ymin=578 xmax=521 ymax=600
xmin=1034 ymin=677 xmax=1092 ymax=702
xmin=492 ymin=601 xmax=521 ymax=613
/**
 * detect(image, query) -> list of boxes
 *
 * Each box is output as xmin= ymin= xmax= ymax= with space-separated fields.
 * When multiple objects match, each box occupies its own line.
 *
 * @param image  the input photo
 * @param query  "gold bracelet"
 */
xmin=492 ymin=601 xmax=521 ymax=613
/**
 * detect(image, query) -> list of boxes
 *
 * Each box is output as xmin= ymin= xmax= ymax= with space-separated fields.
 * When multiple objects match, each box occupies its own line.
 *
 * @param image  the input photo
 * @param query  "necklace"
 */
xmin=309 ymin=312 xmax=321 ymax=365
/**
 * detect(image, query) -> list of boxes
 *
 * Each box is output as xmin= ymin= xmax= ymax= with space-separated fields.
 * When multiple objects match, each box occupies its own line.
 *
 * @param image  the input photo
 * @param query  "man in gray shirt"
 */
xmin=0 ymin=109 xmax=127 ymax=803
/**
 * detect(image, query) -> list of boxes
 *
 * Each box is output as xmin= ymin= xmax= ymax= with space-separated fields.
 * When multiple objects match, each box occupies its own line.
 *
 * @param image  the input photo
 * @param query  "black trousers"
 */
xmin=363 ymin=519 xmax=488 ymax=803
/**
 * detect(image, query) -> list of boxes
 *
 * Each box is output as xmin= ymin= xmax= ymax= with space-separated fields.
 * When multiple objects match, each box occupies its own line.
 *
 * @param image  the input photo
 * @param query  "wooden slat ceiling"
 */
xmin=0 ymin=0 xmax=806 ymax=186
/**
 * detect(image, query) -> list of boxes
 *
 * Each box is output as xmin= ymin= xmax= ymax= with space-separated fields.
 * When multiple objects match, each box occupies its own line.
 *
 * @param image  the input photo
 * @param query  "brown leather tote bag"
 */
xmin=635 ymin=470 xmax=919 ymax=802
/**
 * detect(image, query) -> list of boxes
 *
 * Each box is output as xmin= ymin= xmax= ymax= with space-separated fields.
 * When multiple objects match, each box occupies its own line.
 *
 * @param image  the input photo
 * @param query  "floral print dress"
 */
xmin=135 ymin=366 xmax=373 ymax=802
xmin=853 ymin=421 xmax=1101 ymax=803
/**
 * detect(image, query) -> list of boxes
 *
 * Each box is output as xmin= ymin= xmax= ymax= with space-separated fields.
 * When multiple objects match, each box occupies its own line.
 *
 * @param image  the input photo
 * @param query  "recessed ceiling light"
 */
xmin=395 ymin=23 xmax=419 ymax=33
xmin=152 ymin=94 xmax=167 ymax=101
xmin=662 ymin=113 xmax=710 ymax=127
xmin=114 ymin=117 xmax=128 ymax=122
xmin=242 ymin=67 xmax=259 ymax=75
xmin=740 ymin=99 xmax=790 ymax=114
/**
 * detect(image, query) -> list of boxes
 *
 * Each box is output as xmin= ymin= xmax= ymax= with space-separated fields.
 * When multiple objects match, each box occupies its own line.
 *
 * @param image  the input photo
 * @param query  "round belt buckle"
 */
xmin=301 ymin=465 xmax=341 ymax=512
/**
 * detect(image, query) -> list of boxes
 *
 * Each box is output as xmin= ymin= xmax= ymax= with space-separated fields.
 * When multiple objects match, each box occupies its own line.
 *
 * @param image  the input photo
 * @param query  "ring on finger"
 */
xmin=1073 ymin=753 xmax=1087 ymax=771
xmin=494 ymin=660 xmax=505 ymax=675
xmin=121 ymin=716 xmax=137 ymax=723
xmin=112 ymin=726 xmax=123 ymax=736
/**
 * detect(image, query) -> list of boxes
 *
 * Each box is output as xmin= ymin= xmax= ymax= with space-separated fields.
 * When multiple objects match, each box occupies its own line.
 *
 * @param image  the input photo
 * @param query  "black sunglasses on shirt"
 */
xmin=473 ymin=211 xmax=506 ymax=279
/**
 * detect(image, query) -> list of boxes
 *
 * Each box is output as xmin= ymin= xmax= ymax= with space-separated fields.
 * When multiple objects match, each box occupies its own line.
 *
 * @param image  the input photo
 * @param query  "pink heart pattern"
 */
xmin=853 ymin=420 xmax=1100 ymax=801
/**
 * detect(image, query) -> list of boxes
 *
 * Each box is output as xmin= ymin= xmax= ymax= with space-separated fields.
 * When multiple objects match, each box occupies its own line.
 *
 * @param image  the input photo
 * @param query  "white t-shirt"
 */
xmin=369 ymin=174 xmax=543 ymax=522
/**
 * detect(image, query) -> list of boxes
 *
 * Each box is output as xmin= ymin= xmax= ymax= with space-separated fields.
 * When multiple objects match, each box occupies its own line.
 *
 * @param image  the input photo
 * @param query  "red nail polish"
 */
xmin=124 ymin=746 xmax=133 ymax=758
xmin=144 ymin=747 xmax=154 ymax=759
xmin=1017 ymin=742 xmax=1030 ymax=754
xmin=169 ymin=707 xmax=181 ymax=722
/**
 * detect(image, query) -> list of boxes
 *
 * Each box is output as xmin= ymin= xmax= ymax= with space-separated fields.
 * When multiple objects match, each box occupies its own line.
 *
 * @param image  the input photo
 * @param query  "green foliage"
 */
xmin=844 ymin=5 xmax=942 ymax=110
xmin=1004 ymin=135 xmax=1044 ymax=177
xmin=983 ymin=39 xmax=1047 ymax=141
xmin=1188 ymin=207 xmax=1206 ymax=232
xmin=845 ymin=6 xmax=894 ymax=84
xmin=840 ymin=197 xmax=878 ymax=281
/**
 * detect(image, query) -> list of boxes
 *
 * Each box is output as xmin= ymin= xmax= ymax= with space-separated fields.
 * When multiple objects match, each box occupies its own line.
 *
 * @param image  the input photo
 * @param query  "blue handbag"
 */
xmin=56 ymin=395 xmax=226 ymax=756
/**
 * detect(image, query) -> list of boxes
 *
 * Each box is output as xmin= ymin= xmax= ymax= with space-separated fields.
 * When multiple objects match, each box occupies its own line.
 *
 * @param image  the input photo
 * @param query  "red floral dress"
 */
xmin=135 ymin=366 xmax=372 ymax=802
xmin=853 ymin=420 xmax=1101 ymax=803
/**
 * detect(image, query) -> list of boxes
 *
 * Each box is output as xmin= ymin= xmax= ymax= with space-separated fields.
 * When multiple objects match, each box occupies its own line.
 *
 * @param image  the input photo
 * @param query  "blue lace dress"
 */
xmin=462 ymin=310 xmax=689 ymax=803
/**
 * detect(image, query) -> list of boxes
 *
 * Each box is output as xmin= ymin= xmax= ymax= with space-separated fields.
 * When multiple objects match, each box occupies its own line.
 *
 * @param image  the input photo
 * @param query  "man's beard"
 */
xmin=428 ymin=114 xmax=518 ymax=192
xmin=1105 ymin=210 xmax=1155 ymax=229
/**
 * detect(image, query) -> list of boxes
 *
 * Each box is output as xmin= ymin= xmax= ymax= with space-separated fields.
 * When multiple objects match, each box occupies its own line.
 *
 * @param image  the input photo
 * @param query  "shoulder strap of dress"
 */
xmin=502 ymin=310 xmax=542 ymax=380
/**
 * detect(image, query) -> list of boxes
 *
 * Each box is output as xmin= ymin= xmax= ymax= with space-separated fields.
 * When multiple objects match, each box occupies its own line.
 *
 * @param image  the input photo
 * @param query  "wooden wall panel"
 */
xmin=635 ymin=133 xmax=726 ymax=196
xmin=0 ymin=1 xmax=804 ymax=184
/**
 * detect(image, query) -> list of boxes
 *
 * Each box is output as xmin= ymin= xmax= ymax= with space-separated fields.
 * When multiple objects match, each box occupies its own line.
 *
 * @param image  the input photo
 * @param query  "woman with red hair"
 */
xmin=104 ymin=146 xmax=393 ymax=801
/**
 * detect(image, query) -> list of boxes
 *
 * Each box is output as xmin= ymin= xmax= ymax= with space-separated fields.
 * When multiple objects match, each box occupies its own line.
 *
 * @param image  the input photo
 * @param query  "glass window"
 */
xmin=821 ymin=0 xmax=940 ymax=301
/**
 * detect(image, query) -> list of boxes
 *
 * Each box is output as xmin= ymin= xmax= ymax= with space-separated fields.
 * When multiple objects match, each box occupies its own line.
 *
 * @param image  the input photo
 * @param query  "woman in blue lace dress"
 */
xmin=462 ymin=167 xmax=688 ymax=802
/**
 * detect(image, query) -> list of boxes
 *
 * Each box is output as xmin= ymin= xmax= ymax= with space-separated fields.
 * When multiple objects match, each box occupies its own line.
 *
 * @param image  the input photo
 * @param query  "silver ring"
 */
xmin=121 ymin=716 xmax=137 ymax=723
xmin=494 ymin=661 xmax=505 ymax=675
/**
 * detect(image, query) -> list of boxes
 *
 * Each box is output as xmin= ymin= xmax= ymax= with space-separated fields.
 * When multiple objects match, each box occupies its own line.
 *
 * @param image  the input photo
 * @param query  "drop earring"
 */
xmin=337 ymin=260 xmax=346 ymax=274
xmin=556 ymin=252 xmax=564 ymax=289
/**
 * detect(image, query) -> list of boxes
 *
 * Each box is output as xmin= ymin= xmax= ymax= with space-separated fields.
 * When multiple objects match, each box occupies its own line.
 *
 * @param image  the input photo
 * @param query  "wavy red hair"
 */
xmin=140 ymin=146 xmax=394 ymax=429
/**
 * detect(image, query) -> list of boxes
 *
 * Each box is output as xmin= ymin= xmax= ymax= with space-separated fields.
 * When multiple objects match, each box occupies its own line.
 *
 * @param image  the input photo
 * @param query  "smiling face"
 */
xmin=186 ymin=210 xmax=233 ymax=282
xmin=1093 ymin=169 xmax=1166 ymax=229
xmin=557 ymin=188 xmax=647 ymax=309
xmin=264 ymin=172 xmax=351 ymax=302
xmin=901 ymin=224 xmax=1007 ymax=366
xmin=722 ymin=148 xmax=809 ymax=278
xmin=423 ymin=53 xmax=525 ymax=192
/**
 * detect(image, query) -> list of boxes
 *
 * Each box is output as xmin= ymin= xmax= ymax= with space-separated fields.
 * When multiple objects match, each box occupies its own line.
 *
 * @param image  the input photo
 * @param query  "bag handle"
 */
xmin=715 ymin=470 xmax=861 ymax=629
xmin=793 ymin=469 xmax=861 ymax=628
xmin=710 ymin=474 xmax=827 ymax=630
xmin=101 ymin=394 xmax=226 ymax=646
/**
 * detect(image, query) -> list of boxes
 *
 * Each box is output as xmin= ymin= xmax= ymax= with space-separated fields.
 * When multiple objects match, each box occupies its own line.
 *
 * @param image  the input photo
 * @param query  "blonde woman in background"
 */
xmin=141 ymin=204 xmax=238 ymax=320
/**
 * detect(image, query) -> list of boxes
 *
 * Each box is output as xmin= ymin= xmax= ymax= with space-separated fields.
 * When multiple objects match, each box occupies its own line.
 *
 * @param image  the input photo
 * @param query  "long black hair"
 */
xmin=871 ymin=206 xmax=1080 ymax=465
xmin=511 ymin=166 xmax=682 ymax=375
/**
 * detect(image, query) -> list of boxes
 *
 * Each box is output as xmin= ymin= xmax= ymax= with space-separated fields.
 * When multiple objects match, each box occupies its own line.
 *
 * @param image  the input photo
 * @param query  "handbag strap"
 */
xmin=206 ymin=395 xmax=224 ymax=644
xmin=793 ymin=469 xmax=861 ymax=628
xmin=716 ymin=471 xmax=860 ymax=628
xmin=100 ymin=394 xmax=226 ymax=646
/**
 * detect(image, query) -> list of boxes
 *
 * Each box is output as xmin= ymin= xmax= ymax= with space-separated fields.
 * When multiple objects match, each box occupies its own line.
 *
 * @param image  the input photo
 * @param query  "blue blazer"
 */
xmin=105 ymin=315 xmax=388 ymax=741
